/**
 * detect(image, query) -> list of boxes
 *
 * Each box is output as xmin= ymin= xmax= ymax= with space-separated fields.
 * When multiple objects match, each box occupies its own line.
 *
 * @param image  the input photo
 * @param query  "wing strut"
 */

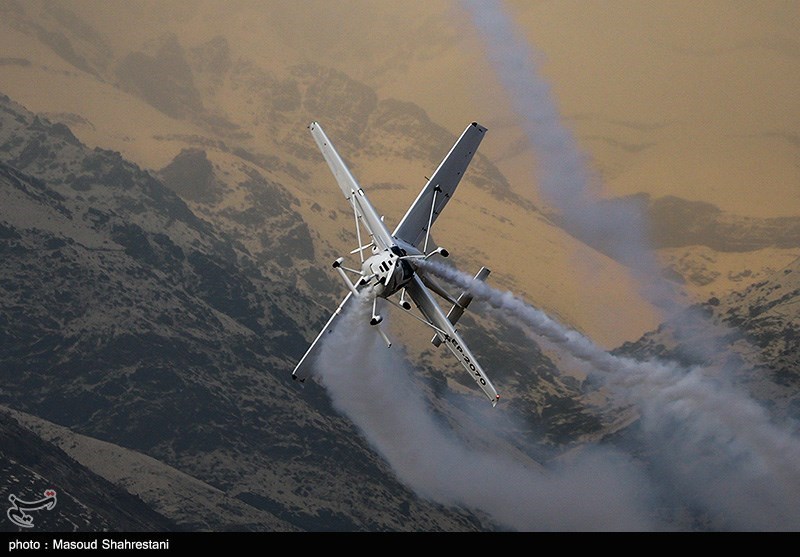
xmin=351 ymin=193 xmax=365 ymax=263
xmin=423 ymin=185 xmax=441 ymax=254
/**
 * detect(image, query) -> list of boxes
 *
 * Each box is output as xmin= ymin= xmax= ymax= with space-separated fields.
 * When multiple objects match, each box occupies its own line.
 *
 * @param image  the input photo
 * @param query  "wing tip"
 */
xmin=471 ymin=121 xmax=487 ymax=133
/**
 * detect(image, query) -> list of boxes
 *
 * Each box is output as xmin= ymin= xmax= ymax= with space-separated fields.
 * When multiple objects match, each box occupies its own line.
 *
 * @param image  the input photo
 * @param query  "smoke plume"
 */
xmin=314 ymin=293 xmax=658 ymax=531
xmin=455 ymin=0 xmax=800 ymax=529
xmin=462 ymin=0 xmax=676 ymax=312
xmin=419 ymin=259 xmax=800 ymax=530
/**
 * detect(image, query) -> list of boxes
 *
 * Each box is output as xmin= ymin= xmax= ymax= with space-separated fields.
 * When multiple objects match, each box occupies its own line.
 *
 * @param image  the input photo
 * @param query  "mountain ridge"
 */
xmin=1 ymin=1 xmax=798 ymax=531
xmin=0 ymin=93 xmax=505 ymax=531
xmin=0 ymin=408 xmax=177 ymax=532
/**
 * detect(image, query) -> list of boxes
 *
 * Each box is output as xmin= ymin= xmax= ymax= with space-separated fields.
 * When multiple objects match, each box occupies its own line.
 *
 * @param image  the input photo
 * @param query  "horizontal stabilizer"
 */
xmin=431 ymin=266 xmax=490 ymax=347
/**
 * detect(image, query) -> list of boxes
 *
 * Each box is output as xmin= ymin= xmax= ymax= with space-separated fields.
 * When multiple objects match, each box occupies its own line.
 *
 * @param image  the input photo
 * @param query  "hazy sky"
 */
xmin=3 ymin=0 xmax=797 ymax=217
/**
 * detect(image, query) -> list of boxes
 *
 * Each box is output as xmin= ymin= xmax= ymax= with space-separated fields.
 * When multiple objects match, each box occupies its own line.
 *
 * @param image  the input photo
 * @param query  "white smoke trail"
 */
xmin=458 ymin=0 xmax=800 ymax=530
xmin=462 ymin=0 xmax=675 ymax=313
xmin=419 ymin=259 xmax=800 ymax=530
xmin=313 ymin=292 xmax=658 ymax=531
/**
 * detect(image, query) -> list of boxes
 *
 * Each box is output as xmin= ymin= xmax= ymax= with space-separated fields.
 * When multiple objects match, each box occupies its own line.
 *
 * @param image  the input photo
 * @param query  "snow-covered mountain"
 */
xmin=1 ymin=0 xmax=798 ymax=532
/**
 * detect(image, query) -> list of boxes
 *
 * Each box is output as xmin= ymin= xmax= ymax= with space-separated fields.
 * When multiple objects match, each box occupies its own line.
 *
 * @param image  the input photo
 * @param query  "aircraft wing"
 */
xmin=292 ymin=292 xmax=353 ymax=382
xmin=309 ymin=122 xmax=393 ymax=250
xmin=393 ymin=122 xmax=487 ymax=248
xmin=405 ymin=274 xmax=500 ymax=405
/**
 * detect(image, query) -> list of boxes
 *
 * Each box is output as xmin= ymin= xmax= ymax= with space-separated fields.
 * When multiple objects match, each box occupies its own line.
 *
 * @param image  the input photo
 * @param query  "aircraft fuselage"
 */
xmin=360 ymin=245 xmax=417 ymax=297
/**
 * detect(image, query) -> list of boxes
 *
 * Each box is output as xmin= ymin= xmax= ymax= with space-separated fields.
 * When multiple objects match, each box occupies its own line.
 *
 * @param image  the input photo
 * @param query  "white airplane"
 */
xmin=292 ymin=121 xmax=500 ymax=406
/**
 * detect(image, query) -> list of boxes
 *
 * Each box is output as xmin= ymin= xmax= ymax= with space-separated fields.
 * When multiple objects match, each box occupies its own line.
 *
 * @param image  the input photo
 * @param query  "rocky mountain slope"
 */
xmin=4 ymin=92 xmax=797 ymax=531
xmin=616 ymin=256 xmax=800 ymax=422
xmin=0 ymin=87 xmax=608 ymax=530
xmin=2 ymin=406 xmax=297 ymax=531
xmin=1 ymin=94 xmax=529 ymax=531
xmin=0 ymin=409 xmax=176 ymax=532
xmin=0 ymin=0 xmax=695 ymax=347
xmin=1 ymin=1 xmax=798 ymax=531
xmin=2 ymin=0 xmax=797 ymax=348
xmin=554 ymin=193 xmax=800 ymax=302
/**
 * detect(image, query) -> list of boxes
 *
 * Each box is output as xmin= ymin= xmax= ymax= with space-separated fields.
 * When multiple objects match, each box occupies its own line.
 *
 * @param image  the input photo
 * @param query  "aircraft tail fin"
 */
xmin=431 ymin=266 xmax=490 ymax=347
